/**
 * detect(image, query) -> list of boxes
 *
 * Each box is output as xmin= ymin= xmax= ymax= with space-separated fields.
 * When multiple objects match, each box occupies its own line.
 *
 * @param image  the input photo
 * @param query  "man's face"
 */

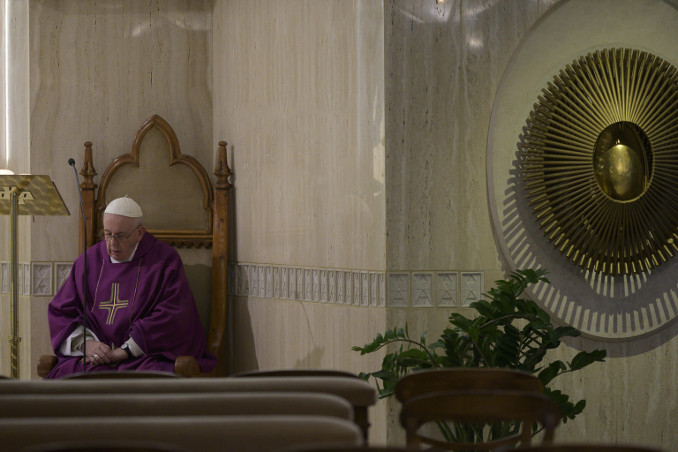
xmin=102 ymin=214 xmax=145 ymax=261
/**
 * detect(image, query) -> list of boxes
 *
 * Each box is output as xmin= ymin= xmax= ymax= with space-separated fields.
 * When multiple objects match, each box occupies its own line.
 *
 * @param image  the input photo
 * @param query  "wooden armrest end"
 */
xmin=38 ymin=355 xmax=58 ymax=378
xmin=174 ymin=355 xmax=202 ymax=377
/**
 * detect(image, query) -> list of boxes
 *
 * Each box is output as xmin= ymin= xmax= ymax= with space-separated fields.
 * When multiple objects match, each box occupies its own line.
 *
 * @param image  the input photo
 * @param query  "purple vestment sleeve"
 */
xmin=46 ymin=233 xmax=216 ymax=378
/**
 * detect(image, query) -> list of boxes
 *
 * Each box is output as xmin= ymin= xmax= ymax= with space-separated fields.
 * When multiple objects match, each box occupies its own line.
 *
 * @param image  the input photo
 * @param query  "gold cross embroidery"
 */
xmin=98 ymin=283 xmax=129 ymax=325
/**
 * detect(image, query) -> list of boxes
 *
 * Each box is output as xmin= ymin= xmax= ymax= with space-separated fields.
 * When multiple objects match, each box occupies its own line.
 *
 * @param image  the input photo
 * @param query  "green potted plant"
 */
xmin=353 ymin=268 xmax=606 ymax=440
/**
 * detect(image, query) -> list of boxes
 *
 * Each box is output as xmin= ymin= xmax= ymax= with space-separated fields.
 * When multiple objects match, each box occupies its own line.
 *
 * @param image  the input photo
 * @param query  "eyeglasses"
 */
xmin=100 ymin=226 xmax=141 ymax=242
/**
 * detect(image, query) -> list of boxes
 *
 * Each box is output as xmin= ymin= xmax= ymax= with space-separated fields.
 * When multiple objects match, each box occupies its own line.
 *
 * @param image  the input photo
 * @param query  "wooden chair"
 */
xmin=395 ymin=368 xmax=543 ymax=403
xmin=516 ymin=445 xmax=664 ymax=452
xmin=38 ymin=115 xmax=232 ymax=378
xmin=400 ymin=390 xmax=561 ymax=451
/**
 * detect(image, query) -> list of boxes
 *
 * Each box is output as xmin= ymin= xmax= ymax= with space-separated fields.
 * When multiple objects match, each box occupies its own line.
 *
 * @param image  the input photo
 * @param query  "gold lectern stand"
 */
xmin=0 ymin=175 xmax=69 ymax=378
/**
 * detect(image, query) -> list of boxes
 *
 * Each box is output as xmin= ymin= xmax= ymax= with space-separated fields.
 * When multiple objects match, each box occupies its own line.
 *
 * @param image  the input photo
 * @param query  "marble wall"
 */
xmin=0 ymin=0 xmax=31 ymax=379
xmin=0 ymin=0 xmax=214 ymax=378
xmin=1 ymin=0 xmax=676 ymax=449
xmin=213 ymin=0 xmax=386 ymax=272
xmin=382 ymin=0 xmax=677 ymax=449
xmin=212 ymin=0 xmax=390 ymax=439
xmin=217 ymin=0 xmax=677 ymax=449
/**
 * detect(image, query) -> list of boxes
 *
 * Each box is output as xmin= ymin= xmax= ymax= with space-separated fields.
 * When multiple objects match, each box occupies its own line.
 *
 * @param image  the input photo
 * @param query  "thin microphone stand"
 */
xmin=68 ymin=159 xmax=87 ymax=374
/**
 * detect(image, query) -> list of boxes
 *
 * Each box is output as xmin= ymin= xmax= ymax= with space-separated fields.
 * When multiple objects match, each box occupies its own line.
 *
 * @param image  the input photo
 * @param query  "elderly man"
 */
xmin=46 ymin=196 xmax=216 ymax=378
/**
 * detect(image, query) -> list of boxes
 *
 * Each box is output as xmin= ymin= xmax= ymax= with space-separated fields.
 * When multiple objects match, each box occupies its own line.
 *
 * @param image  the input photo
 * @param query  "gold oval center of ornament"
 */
xmin=593 ymin=122 xmax=652 ymax=202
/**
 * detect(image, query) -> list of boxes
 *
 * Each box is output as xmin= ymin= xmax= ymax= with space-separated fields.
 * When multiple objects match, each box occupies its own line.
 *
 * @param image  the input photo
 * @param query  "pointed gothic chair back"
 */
xmin=38 ymin=114 xmax=232 ymax=378
xmin=400 ymin=390 xmax=561 ymax=451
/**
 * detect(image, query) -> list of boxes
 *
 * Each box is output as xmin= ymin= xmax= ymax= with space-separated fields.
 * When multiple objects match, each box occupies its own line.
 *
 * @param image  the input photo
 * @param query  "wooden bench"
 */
xmin=0 ymin=415 xmax=363 ymax=452
xmin=0 ymin=376 xmax=377 ymax=441
xmin=0 ymin=392 xmax=353 ymax=421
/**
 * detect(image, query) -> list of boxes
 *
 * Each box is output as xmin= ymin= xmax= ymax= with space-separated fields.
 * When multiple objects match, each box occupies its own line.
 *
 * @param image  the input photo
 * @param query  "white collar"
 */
xmin=110 ymin=242 xmax=139 ymax=263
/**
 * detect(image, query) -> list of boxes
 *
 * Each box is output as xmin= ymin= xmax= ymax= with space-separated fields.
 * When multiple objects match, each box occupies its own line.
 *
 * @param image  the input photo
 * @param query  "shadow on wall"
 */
xmin=232 ymin=299 xmax=259 ymax=374
xmin=184 ymin=264 xmax=213 ymax=332
xmin=295 ymin=346 xmax=326 ymax=369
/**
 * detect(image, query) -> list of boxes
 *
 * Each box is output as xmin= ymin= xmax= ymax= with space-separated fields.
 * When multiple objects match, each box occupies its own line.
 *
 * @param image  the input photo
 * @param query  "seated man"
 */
xmin=46 ymin=196 xmax=216 ymax=378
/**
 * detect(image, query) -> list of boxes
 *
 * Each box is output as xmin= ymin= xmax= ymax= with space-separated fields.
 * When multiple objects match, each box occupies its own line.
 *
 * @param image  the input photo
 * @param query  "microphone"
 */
xmin=68 ymin=158 xmax=88 ymax=374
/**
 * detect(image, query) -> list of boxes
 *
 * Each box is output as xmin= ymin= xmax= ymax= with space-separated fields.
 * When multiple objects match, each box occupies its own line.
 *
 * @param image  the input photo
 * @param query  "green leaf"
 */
xmin=538 ymin=361 xmax=566 ymax=385
xmin=494 ymin=324 xmax=520 ymax=367
xmin=472 ymin=300 xmax=495 ymax=318
xmin=569 ymin=349 xmax=607 ymax=371
xmin=352 ymin=267 xmax=605 ymax=430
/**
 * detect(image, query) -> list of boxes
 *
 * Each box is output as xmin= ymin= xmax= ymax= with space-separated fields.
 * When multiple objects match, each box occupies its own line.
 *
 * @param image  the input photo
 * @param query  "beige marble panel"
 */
xmin=29 ymin=296 xmax=51 ymax=379
xmin=232 ymin=296 xmax=389 ymax=443
xmin=546 ymin=335 xmax=678 ymax=450
xmin=19 ymin=0 xmax=213 ymax=379
xmin=384 ymin=0 xmax=558 ymax=272
xmin=384 ymin=0 xmax=676 ymax=449
xmin=213 ymin=0 xmax=385 ymax=271
xmin=0 ymin=0 xmax=31 ymax=379
xmin=0 ymin=293 xmax=8 ymax=377
xmin=29 ymin=0 xmax=213 ymax=263
xmin=0 ymin=0 xmax=5 ymax=172
xmin=7 ymin=0 xmax=29 ymax=177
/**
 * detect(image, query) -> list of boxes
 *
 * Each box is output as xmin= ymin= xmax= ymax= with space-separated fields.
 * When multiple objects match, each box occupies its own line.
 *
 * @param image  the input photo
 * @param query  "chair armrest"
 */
xmin=38 ymin=355 xmax=58 ymax=378
xmin=174 ymin=355 xmax=202 ymax=377
xmin=38 ymin=354 xmax=204 ymax=379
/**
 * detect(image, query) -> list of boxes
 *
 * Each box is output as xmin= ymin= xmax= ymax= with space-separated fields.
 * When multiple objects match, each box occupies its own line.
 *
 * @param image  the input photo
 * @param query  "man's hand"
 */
xmin=84 ymin=340 xmax=126 ymax=366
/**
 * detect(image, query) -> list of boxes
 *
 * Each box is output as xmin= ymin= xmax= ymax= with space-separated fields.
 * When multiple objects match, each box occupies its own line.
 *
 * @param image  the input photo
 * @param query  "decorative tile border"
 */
xmin=231 ymin=263 xmax=482 ymax=308
xmin=413 ymin=273 xmax=434 ymax=307
xmin=17 ymin=263 xmax=22 ymax=295
xmin=0 ymin=261 xmax=54 ymax=296
xmin=437 ymin=272 xmax=458 ymax=307
xmin=0 ymin=259 xmax=483 ymax=307
xmin=55 ymin=262 xmax=72 ymax=292
xmin=461 ymin=272 xmax=484 ymax=307
xmin=388 ymin=273 xmax=409 ymax=307
xmin=32 ymin=263 xmax=52 ymax=296
xmin=23 ymin=263 xmax=31 ymax=295
xmin=0 ymin=262 xmax=8 ymax=294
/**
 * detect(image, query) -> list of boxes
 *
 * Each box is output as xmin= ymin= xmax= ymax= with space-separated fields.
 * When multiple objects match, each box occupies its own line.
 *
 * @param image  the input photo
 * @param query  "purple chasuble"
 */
xmin=46 ymin=233 xmax=216 ymax=378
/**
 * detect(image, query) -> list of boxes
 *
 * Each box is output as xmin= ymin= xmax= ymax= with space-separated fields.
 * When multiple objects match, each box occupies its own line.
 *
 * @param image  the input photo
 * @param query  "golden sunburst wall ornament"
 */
xmin=520 ymin=48 xmax=678 ymax=276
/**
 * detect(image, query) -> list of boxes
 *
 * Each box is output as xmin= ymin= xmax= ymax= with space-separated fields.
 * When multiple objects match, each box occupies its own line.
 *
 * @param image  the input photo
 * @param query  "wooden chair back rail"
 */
xmin=0 ymin=392 xmax=353 ymax=421
xmin=394 ymin=367 xmax=544 ymax=403
xmin=0 ymin=415 xmax=363 ymax=452
xmin=400 ymin=390 xmax=561 ymax=451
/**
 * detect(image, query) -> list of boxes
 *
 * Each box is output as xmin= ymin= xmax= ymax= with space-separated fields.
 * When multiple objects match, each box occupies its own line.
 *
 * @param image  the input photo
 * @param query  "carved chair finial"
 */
xmin=215 ymin=141 xmax=232 ymax=190
xmin=80 ymin=142 xmax=98 ymax=190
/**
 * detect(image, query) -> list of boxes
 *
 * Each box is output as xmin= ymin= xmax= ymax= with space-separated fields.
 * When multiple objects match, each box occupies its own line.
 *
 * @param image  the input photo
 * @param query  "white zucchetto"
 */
xmin=104 ymin=196 xmax=143 ymax=218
